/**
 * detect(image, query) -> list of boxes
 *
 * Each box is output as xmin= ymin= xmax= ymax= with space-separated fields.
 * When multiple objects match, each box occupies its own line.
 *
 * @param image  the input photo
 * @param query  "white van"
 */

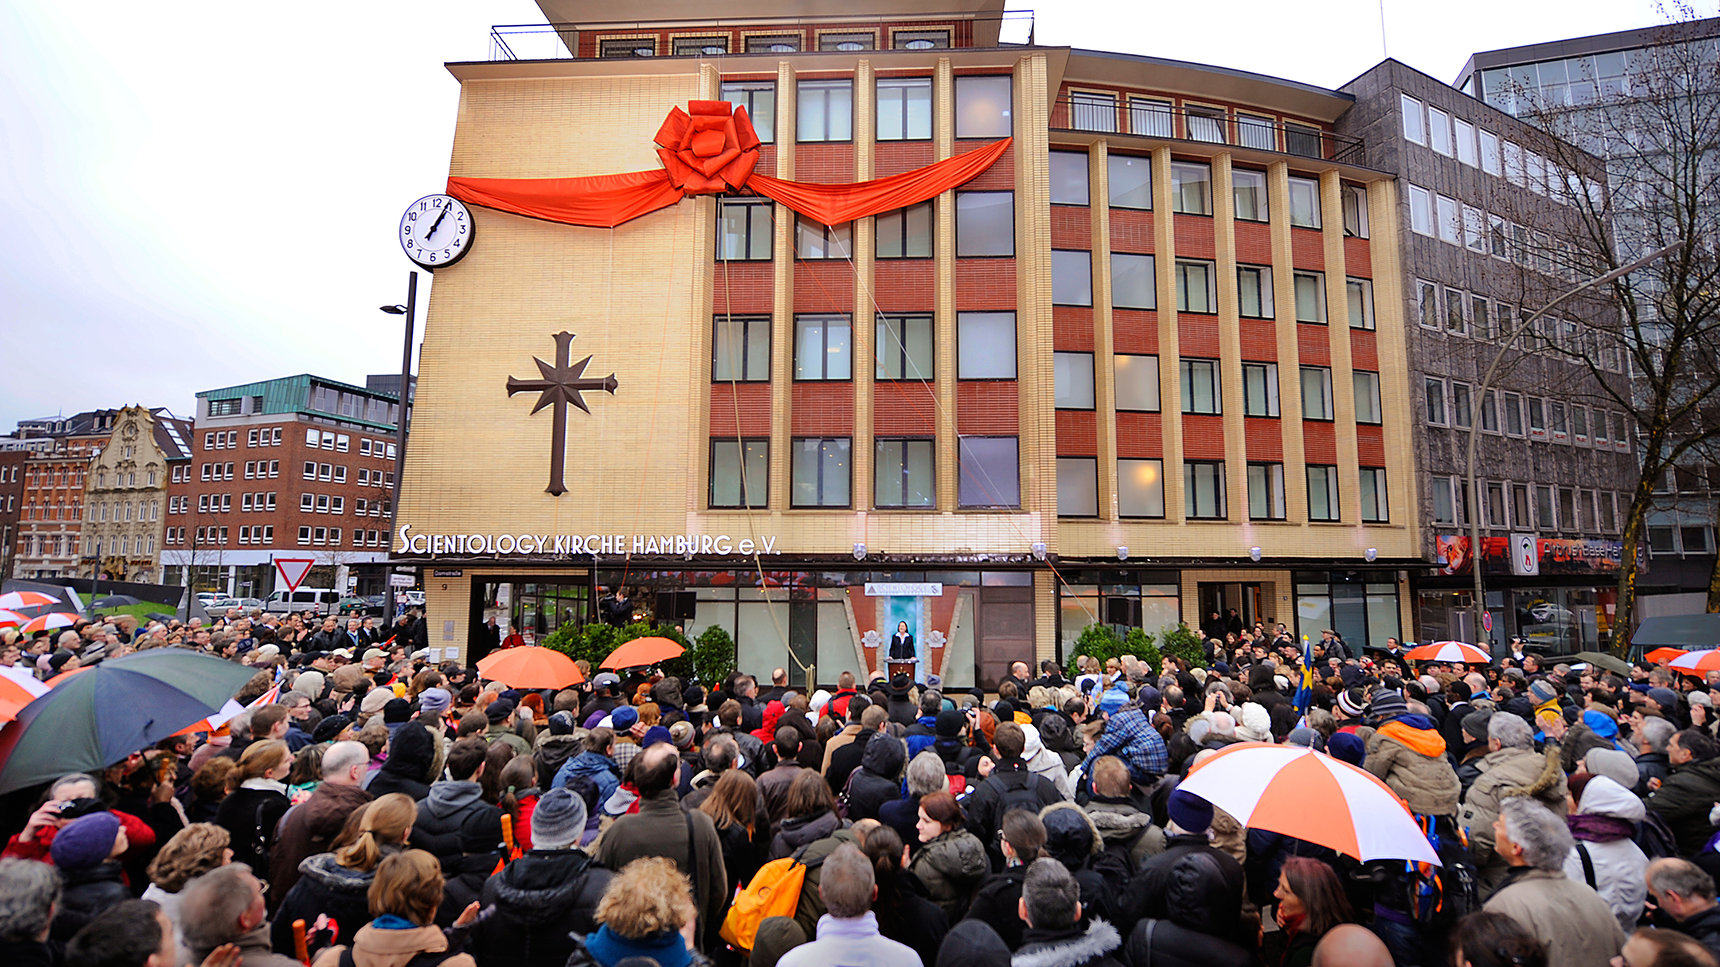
xmin=264 ymin=588 xmax=343 ymax=614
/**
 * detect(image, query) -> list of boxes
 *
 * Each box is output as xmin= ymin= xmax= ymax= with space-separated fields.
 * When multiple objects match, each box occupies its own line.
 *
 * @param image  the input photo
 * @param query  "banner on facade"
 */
xmin=865 ymin=583 xmax=944 ymax=597
xmin=1434 ymin=534 xmax=1625 ymax=577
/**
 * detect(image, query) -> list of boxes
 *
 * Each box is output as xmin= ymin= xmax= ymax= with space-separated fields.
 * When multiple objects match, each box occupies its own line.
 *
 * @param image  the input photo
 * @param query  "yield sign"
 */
xmin=274 ymin=558 xmax=316 ymax=593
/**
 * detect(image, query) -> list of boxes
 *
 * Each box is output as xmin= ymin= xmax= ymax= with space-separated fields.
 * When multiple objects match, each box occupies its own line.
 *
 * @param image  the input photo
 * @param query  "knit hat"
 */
xmin=312 ymin=714 xmax=352 ymax=744
xmin=935 ymin=708 xmax=965 ymax=738
xmin=1287 ymin=727 xmax=1325 ymax=751
xmin=361 ymin=688 xmax=394 ymax=714
xmin=935 ymin=921 xmax=1011 ymax=967
xmin=640 ymin=725 xmax=672 ymax=749
xmin=751 ymin=917 xmax=809 ymax=967
xmin=530 ymin=787 xmax=587 ymax=849
xmin=1021 ymin=724 xmax=1043 ymax=760
xmin=1236 ymin=703 xmax=1272 ymax=743
xmin=1366 ymin=690 xmax=1409 ymax=723
xmin=382 ymin=698 xmax=413 ymax=724
xmin=1691 ymin=691 xmax=1714 ymax=708
xmin=419 ymin=687 xmax=452 ymax=716
xmin=485 ymin=700 xmax=515 ymax=724
xmin=1336 ymin=687 xmax=1367 ymax=718
xmin=50 ymin=811 xmax=121 ymax=871
xmin=1648 ymin=687 xmax=1680 ymax=710
xmin=1135 ymin=685 xmax=1161 ymax=712
xmin=610 ymin=705 xmax=639 ymax=731
xmin=992 ymin=700 xmax=1015 ymax=720
xmin=1461 ymin=709 xmax=1494 ymax=742
xmin=1529 ymin=680 xmax=1561 ymax=706
xmin=1097 ymin=686 xmax=1130 ymax=716
xmin=1327 ymin=732 xmax=1366 ymax=767
xmin=669 ymin=721 xmax=695 ymax=750
xmin=809 ymin=690 xmax=831 ymax=717
xmin=1583 ymin=748 xmax=1639 ymax=790
xmin=549 ymin=711 xmax=577 ymax=736
xmin=1167 ymin=788 xmax=1213 ymax=834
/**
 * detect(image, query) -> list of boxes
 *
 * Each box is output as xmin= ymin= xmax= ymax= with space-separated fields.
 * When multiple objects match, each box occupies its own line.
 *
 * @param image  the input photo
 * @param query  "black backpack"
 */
xmin=1635 ymin=811 xmax=1680 ymax=861
xmin=993 ymin=769 xmax=1051 ymax=818
xmin=1408 ymin=814 xmax=1480 ymax=926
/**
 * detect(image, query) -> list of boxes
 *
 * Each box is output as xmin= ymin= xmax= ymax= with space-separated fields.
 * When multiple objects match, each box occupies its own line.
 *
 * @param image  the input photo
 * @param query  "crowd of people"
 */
xmin=5 ymin=609 xmax=1720 ymax=967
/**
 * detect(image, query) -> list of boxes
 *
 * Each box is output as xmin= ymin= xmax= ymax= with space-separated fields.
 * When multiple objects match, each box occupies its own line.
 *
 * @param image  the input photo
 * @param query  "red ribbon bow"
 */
xmin=653 ymin=101 xmax=761 ymax=194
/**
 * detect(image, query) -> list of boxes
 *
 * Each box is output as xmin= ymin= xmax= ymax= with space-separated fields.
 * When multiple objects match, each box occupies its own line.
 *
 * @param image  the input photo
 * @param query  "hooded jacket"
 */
xmin=965 ymin=758 xmax=1065 ymax=846
xmin=1648 ymin=755 xmax=1720 ymax=856
xmin=309 ymin=923 xmax=476 ymax=967
xmin=413 ymin=782 xmax=502 ymax=864
xmin=269 ymin=780 xmax=374 ymax=899
xmin=910 ymin=826 xmax=988 ymax=921
xmin=50 ymin=861 xmax=132 ymax=942
xmin=1121 ymin=833 xmax=1246 ymax=944
xmin=844 ymin=733 xmax=906 ymax=822
xmin=1012 ymin=919 xmax=1126 ymax=967
xmin=553 ymin=750 xmax=621 ymax=807
xmin=471 ymin=848 xmax=614 ymax=967
xmin=1363 ymin=714 xmax=1461 ymax=816
xmin=531 ymin=733 xmax=583 ymax=782
xmin=1024 ymin=728 xmax=1073 ymax=798
xmin=1561 ymin=776 xmax=1648 ymax=933
xmin=967 ymin=865 xmax=1033 ymax=949
xmin=1084 ymin=798 xmax=1165 ymax=870
xmin=1462 ymin=744 xmax=1568 ymax=886
xmin=1124 ymin=851 xmax=1258 ymax=967
xmin=769 ymin=809 xmax=845 ymax=860
xmin=1483 ymin=867 xmax=1626 ymax=966
xmin=367 ymin=721 xmax=435 ymax=801
xmin=271 ymin=848 xmax=402 ymax=954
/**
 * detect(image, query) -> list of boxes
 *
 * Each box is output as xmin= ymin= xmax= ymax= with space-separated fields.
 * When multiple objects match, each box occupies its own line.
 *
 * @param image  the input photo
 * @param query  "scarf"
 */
xmin=1567 ymin=812 xmax=1635 ymax=843
xmin=581 ymin=925 xmax=691 ymax=967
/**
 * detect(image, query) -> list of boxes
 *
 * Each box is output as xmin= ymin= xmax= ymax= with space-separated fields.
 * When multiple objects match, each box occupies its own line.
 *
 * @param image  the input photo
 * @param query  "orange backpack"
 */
xmin=718 ymin=854 xmax=808 ymax=951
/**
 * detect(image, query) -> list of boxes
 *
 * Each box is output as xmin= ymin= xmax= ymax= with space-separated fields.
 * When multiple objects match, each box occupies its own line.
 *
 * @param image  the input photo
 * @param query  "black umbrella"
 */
xmin=93 ymin=594 xmax=142 ymax=608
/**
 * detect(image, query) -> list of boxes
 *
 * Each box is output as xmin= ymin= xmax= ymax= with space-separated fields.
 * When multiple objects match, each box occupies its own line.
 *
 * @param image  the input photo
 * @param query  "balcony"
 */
xmin=486 ymin=9 xmax=1035 ymax=62
xmin=1052 ymin=95 xmax=1366 ymax=168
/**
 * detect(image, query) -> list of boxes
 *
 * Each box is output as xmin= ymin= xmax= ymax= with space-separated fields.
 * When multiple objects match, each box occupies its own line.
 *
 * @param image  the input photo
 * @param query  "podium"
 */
xmin=886 ymin=655 xmax=919 ymax=682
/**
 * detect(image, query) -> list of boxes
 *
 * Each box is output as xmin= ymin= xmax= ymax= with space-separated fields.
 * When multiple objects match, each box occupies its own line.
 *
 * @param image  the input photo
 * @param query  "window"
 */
xmin=1480 ymin=128 xmax=1501 ymax=175
xmin=957 ymin=312 xmax=1016 ymax=378
xmin=1233 ymin=168 xmax=1268 ymax=222
xmin=1480 ymin=389 xmax=1500 ymax=432
xmin=1054 ymin=352 xmax=1095 ymax=409
xmin=1049 ymin=152 xmax=1089 ymax=206
xmin=713 ymin=315 xmax=770 ymax=381
xmin=330 ymin=496 xmax=344 ymax=515
xmin=876 ymin=77 xmax=932 ymax=140
xmin=1470 ymin=294 xmax=1491 ymax=338
xmin=599 ymin=37 xmax=655 ymax=58
xmin=1114 ymin=355 xmax=1160 ymax=411
xmin=1528 ymin=398 xmax=1546 ymax=439
xmin=1288 ymin=176 xmax=1320 ymax=228
xmin=1301 ymin=366 xmax=1334 ymax=420
xmin=1431 ymin=477 xmax=1455 ymax=524
xmin=817 ymin=31 xmax=873 ymax=51
xmin=1248 ymin=463 xmax=1286 ymax=520
xmin=1425 ymin=378 xmax=1447 ymax=425
xmin=1359 ymin=468 xmax=1388 ymax=522
xmin=721 ymin=81 xmax=776 ymax=142
xmin=247 ymin=429 xmax=258 ymax=447
xmin=718 ymin=199 xmax=772 ymax=260
xmin=1572 ymin=404 xmax=1590 ymax=445
xmin=300 ymin=493 xmax=314 ymax=512
xmin=1451 ymin=383 xmax=1472 ymax=429
xmin=1464 ymin=205 xmax=1487 ymax=252
xmin=1285 ymin=122 xmax=1322 ymax=158
xmin=1513 ymin=483 xmax=1531 ymax=527
xmin=955 ymin=192 xmax=1013 ymax=256
xmin=1445 ymin=287 xmax=1466 ymax=334
xmin=875 ymin=315 xmax=932 ymax=381
xmin=1057 ymin=458 xmax=1098 ymax=516
xmin=1069 ymin=91 xmax=1118 ymax=132
xmin=791 ymin=438 xmax=851 ymax=507
xmin=1455 ymin=118 xmax=1478 ymax=165
xmin=296 ymin=526 xmax=311 ymax=546
xmin=1128 ymin=97 xmax=1173 ymax=138
xmin=1111 ymin=253 xmax=1155 ymax=309
xmin=673 ymin=35 xmax=729 ymax=56
xmin=1307 ymin=465 xmax=1340 ymax=521
xmin=794 ymin=217 xmax=852 ymax=259
xmin=794 ymin=315 xmax=852 ymax=380
xmin=1242 ymin=362 xmax=1280 ymax=417
xmin=1051 ymin=250 xmax=1093 ymax=306
xmin=710 ymin=439 xmax=768 ymax=507
xmin=1436 ymin=194 xmax=1460 ymax=244
xmin=1175 ymin=260 xmax=1215 ymax=313
xmin=957 ymin=436 xmax=1019 ymax=508
xmin=1409 ymin=185 xmax=1433 ymax=235
xmin=1428 ymin=106 xmax=1452 ymax=154
xmin=1180 ymin=359 xmax=1220 ymax=414
xmin=1503 ymin=392 xmax=1524 ymax=436
xmin=1347 ymin=278 xmax=1374 ymax=330
xmin=1170 ymin=162 xmax=1211 ymax=214
xmin=1293 ymin=272 xmax=1326 ymax=323
xmin=1342 ymin=184 xmax=1369 ymax=237
xmin=1536 ymin=485 xmax=1555 ymax=527
xmin=302 ymin=461 xmax=315 ymax=479
xmin=1489 ymin=214 xmax=1508 ymax=258
xmin=1580 ymin=489 xmax=1598 ymax=531
xmin=797 ymin=79 xmax=852 ymax=141
xmin=1118 ymin=459 xmax=1165 ymax=518
xmin=954 ymin=76 xmax=1012 ymax=139
xmin=875 ymin=439 xmax=934 ymax=508
xmin=1354 ymin=371 xmax=1382 ymax=424
xmin=1184 ymin=461 xmax=1227 ymax=519
xmin=1612 ymin=412 xmax=1627 ymax=449
xmin=1107 ymin=155 xmax=1152 ymax=209
xmin=1401 ymin=94 xmax=1425 ymax=144
xmin=1237 ymin=265 xmax=1274 ymax=318
xmin=876 ymin=202 xmax=932 ymax=258
xmin=1185 ymin=105 xmax=1227 ymax=143
xmin=1550 ymin=401 xmax=1567 ymax=442
xmin=1237 ymin=113 xmax=1276 ymax=150
xmin=893 ymin=28 xmax=949 ymax=49
xmin=335 ymin=434 xmax=349 ymax=452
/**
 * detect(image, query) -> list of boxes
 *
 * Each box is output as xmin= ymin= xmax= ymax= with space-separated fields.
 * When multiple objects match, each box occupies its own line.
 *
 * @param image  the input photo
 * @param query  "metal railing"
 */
xmin=487 ymin=9 xmax=1035 ymax=62
xmin=1051 ymin=95 xmax=1367 ymax=167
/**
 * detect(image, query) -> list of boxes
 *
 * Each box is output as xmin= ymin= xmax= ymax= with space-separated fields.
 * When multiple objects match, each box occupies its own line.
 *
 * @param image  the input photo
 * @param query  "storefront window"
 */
xmin=1296 ymin=572 xmax=1399 ymax=651
xmin=1057 ymin=573 xmax=1180 ymax=660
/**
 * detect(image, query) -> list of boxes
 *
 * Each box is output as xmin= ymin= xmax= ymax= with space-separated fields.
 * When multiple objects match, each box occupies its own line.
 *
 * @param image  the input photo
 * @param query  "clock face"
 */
xmin=399 ymin=194 xmax=474 ymax=269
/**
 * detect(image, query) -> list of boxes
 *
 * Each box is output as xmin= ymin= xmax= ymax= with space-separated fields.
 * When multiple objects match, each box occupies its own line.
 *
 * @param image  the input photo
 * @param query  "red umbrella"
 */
xmin=1645 ymin=647 xmax=1688 ymax=665
xmin=21 ymin=613 xmax=79 ymax=635
xmin=1403 ymin=641 xmax=1491 ymax=664
xmin=478 ymin=646 xmax=585 ymax=688
xmin=600 ymin=636 xmax=685 ymax=670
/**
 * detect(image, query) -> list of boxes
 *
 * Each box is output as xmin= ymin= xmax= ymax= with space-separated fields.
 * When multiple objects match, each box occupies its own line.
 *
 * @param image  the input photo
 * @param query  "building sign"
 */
xmin=1435 ymin=534 xmax=1625 ymax=577
xmin=865 ymin=582 xmax=944 ymax=597
xmin=1511 ymin=533 xmax=1539 ymax=576
xmin=397 ymin=523 xmax=780 ymax=557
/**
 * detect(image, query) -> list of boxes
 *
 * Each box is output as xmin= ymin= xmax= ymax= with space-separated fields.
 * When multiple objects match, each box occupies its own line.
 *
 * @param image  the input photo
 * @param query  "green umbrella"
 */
xmin=0 ymin=649 xmax=260 ymax=795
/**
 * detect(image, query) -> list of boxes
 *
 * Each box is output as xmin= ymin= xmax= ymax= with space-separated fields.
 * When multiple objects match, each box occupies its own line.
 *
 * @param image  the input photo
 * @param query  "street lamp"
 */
xmin=1464 ymin=242 xmax=1680 ymax=655
xmin=380 ymin=271 xmax=418 ymax=558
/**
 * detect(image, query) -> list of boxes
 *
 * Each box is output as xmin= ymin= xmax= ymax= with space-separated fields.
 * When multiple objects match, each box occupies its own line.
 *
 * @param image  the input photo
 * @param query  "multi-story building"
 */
xmin=13 ymin=410 xmax=118 ymax=579
xmin=394 ymin=0 xmax=1425 ymax=685
xmin=0 ymin=451 xmax=25 ymax=581
xmin=1334 ymin=61 xmax=1638 ymax=652
xmin=79 ymin=406 xmax=192 ymax=583
xmin=164 ymin=375 xmax=402 ymax=598
xmin=1457 ymin=18 xmax=1720 ymax=621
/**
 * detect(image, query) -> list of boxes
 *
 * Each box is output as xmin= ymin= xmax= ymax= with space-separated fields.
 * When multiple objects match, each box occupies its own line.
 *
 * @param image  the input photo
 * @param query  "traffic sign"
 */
xmin=1482 ymin=612 xmax=1493 ymax=634
xmin=274 ymin=558 xmax=316 ymax=593
xmin=388 ymin=573 xmax=415 ymax=588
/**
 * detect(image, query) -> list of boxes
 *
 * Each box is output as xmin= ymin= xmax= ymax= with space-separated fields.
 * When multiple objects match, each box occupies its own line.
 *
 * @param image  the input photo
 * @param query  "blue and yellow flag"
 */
xmin=1292 ymin=634 xmax=1314 ymax=717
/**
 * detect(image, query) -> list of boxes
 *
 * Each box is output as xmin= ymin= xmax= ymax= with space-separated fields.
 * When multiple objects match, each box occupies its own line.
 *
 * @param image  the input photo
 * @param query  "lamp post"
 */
xmin=1465 ymin=243 xmax=1680 ymax=655
xmin=380 ymin=271 xmax=418 ymax=560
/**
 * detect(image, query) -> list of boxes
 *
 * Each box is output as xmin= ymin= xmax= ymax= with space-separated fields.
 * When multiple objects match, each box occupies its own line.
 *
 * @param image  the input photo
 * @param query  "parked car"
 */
xmin=337 ymin=595 xmax=385 ymax=617
xmin=263 ymin=588 xmax=343 ymax=614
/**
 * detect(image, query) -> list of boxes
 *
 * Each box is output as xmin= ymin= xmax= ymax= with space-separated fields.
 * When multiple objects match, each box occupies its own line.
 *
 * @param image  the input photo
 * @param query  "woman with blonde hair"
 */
xmin=214 ymin=738 xmax=291 ymax=879
xmin=699 ymin=770 xmax=768 ymax=894
xmin=142 ymin=823 xmax=231 ymax=944
xmin=272 ymin=793 xmax=416 ymax=955
xmin=566 ymin=857 xmax=704 ymax=967
xmin=311 ymin=849 xmax=479 ymax=967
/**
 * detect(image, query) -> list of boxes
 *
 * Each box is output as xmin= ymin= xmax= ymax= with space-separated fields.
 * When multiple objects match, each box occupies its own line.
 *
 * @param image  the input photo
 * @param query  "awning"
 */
xmin=1634 ymin=614 xmax=1720 ymax=650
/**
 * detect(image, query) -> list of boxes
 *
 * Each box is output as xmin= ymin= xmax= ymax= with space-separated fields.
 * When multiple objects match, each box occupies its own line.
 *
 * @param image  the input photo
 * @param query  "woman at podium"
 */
xmin=889 ymin=620 xmax=915 ymax=661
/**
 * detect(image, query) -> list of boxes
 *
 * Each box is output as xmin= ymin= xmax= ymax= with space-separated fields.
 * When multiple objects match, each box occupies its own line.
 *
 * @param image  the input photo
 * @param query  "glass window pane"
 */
xmin=797 ymin=79 xmax=852 ymax=141
xmin=1176 ymin=261 xmax=1214 ymax=313
xmin=721 ymin=82 xmax=775 ymax=142
xmin=1054 ymin=352 xmax=1095 ymax=408
xmin=1289 ymin=177 xmax=1321 ymax=228
xmin=876 ymin=202 xmax=932 ymax=259
xmin=955 ymin=75 xmax=1012 ymax=139
xmin=1108 ymin=155 xmax=1153 ymax=209
xmin=1127 ymin=98 xmax=1172 ymax=138
xmin=1170 ymin=162 xmax=1212 ymax=214
xmin=1347 ymin=279 xmax=1373 ymax=330
xmin=877 ymin=77 xmax=932 ymax=140
xmin=1238 ymin=266 xmax=1273 ymax=318
xmin=1237 ymin=114 xmax=1275 ymax=150
xmin=956 ymin=192 xmax=1013 ymax=256
xmin=1070 ymin=92 xmax=1117 ymax=133
xmin=1111 ymin=253 xmax=1155 ymax=309
xmin=1114 ymin=354 xmax=1159 ymax=411
xmin=1233 ymin=169 xmax=1268 ymax=221
xmin=875 ymin=439 xmax=934 ymax=508
xmin=1248 ymin=463 xmax=1286 ymax=520
xmin=1049 ymin=151 xmax=1089 ymax=205
xmin=1051 ymin=250 xmax=1093 ymax=306
xmin=1184 ymin=462 xmax=1227 ymax=518
xmin=875 ymin=315 xmax=932 ymax=380
xmin=1354 ymin=371 xmax=1382 ymax=423
xmin=958 ymin=437 xmax=1019 ymax=507
xmin=1242 ymin=363 xmax=1279 ymax=417
xmin=1057 ymin=458 xmax=1098 ymax=516
xmin=1118 ymin=459 xmax=1164 ymax=517
xmin=1294 ymin=272 xmax=1326 ymax=323
xmin=957 ymin=312 xmax=1016 ymax=378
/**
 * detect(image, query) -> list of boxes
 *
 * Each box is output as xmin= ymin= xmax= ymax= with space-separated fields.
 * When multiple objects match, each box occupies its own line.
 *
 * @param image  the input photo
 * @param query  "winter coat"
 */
xmin=367 ymin=721 xmax=435 ymax=801
xmin=216 ymin=780 xmax=292 ymax=880
xmin=905 ymin=716 xmax=939 ymax=759
xmin=1561 ymin=777 xmax=1649 ymax=934
xmin=826 ymin=727 xmax=878 ymax=796
xmin=1121 ymin=834 xmax=1247 ymax=945
xmin=1012 ymin=920 xmax=1126 ymax=967
xmin=1124 ymin=850 xmax=1259 ymax=967
xmin=190 ymin=924 xmax=301 ymax=967
xmin=1635 ymin=751 xmax=1672 ymax=796
xmin=483 ymin=723 xmax=531 ymax=758
xmin=1462 ymin=745 xmax=1568 ymax=886
xmin=1024 ymin=743 xmax=1072 ymax=799
xmin=964 ymin=759 xmax=1065 ymax=844
xmin=470 ymin=848 xmax=613 ymax=967
xmin=1084 ymin=799 xmax=1164 ymax=871
xmin=271 ymin=848 xmax=401 ymax=954
xmin=1674 ymin=906 xmax=1720 ymax=960
xmin=531 ymin=734 xmax=583 ymax=783
xmin=50 ymin=861 xmax=132 ymax=942
xmin=844 ymin=733 xmax=907 ymax=821
xmin=413 ymin=782 xmax=502 ymax=865
xmin=756 ymin=760 xmax=805 ymax=828
xmin=1363 ymin=716 xmax=1460 ymax=817
xmin=879 ymin=793 xmax=924 ymax=848
xmin=822 ymin=722 xmax=864 ymax=774
xmin=269 ymin=780 xmax=373 ymax=900
xmin=769 ymin=809 xmax=844 ymax=860
xmin=553 ymin=751 xmax=621 ymax=807
xmin=873 ymin=869 xmax=948 ymax=964
xmin=592 ymin=789 xmax=728 ymax=945
xmin=435 ymin=850 xmax=502 ymax=926
xmin=310 ymin=923 xmax=476 ymax=967
xmin=966 ymin=865 xmax=1032 ymax=950
xmin=1647 ymin=756 xmax=1720 ymax=856
xmin=886 ymin=686 xmax=918 ymax=726
xmin=713 ymin=817 xmax=767 ymax=893
xmin=910 ymin=827 xmax=987 ymax=921
xmin=1484 ymin=867 xmax=1626 ymax=966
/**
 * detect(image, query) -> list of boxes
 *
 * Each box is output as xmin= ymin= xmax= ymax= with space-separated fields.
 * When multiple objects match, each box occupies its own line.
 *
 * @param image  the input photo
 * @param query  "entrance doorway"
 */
xmin=1196 ymin=582 xmax=1264 ymax=638
xmin=468 ymin=577 xmax=591 ymax=666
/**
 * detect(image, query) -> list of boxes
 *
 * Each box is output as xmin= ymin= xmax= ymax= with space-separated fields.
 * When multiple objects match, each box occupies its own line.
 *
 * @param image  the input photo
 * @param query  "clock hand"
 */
xmin=426 ymin=205 xmax=450 ymax=240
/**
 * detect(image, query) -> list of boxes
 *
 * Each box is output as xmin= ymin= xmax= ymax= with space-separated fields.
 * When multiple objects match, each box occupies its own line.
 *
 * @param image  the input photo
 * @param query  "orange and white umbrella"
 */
xmin=1178 ymin=742 xmax=1440 ymax=865
xmin=21 ymin=613 xmax=79 ymax=635
xmin=0 ymin=591 xmax=59 ymax=610
xmin=1645 ymin=647 xmax=1688 ymax=665
xmin=1403 ymin=641 xmax=1491 ymax=664
xmin=0 ymin=672 xmax=48 ymax=723
xmin=1669 ymin=650 xmax=1720 ymax=674
xmin=0 ymin=610 xmax=26 ymax=628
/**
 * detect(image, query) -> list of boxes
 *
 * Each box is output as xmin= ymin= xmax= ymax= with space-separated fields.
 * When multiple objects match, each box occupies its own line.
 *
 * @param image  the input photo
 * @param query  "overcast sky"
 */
xmin=0 ymin=0 xmax=1685 ymax=432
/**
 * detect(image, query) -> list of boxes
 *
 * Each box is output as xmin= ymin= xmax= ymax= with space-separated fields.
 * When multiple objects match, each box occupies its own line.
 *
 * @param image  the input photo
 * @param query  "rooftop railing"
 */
xmin=1052 ymin=95 xmax=1367 ymax=167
